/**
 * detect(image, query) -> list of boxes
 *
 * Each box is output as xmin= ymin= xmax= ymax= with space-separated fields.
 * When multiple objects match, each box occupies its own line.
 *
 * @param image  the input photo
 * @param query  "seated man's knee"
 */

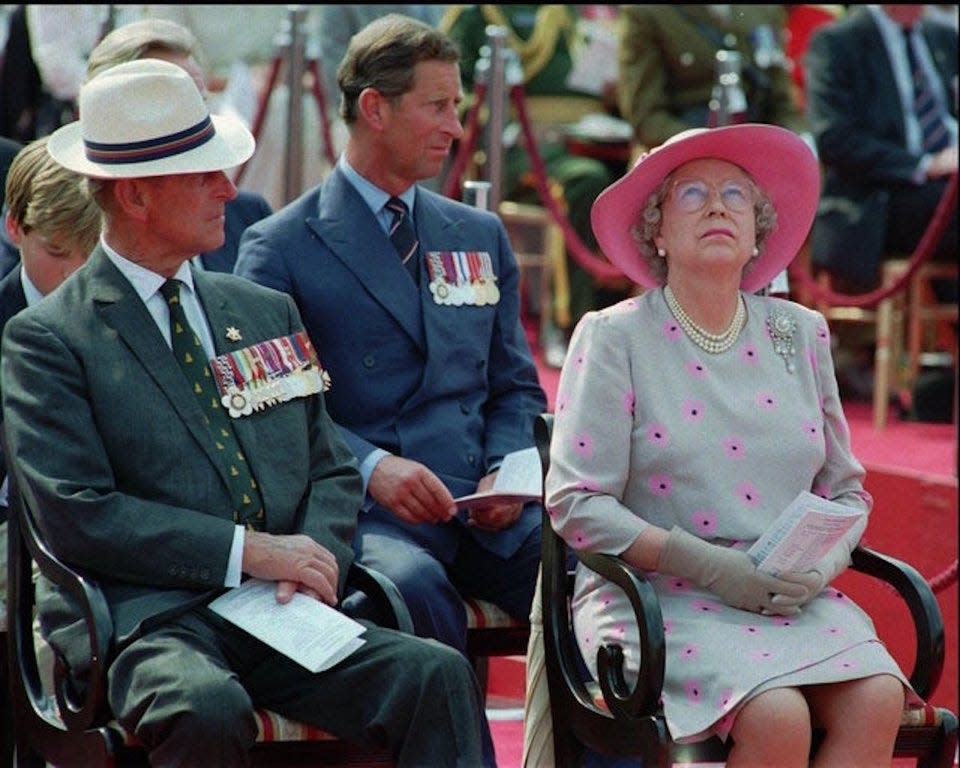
xmin=112 ymin=649 xmax=257 ymax=753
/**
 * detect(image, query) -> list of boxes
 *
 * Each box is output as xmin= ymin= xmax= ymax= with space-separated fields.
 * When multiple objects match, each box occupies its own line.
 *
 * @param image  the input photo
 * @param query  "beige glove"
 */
xmin=773 ymin=570 xmax=827 ymax=609
xmin=659 ymin=527 xmax=807 ymax=615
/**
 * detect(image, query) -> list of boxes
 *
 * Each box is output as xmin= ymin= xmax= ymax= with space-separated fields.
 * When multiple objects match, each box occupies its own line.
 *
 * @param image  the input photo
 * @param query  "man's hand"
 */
xmin=242 ymin=531 xmax=339 ymax=606
xmin=368 ymin=455 xmax=457 ymax=524
xmin=927 ymin=145 xmax=958 ymax=178
xmin=467 ymin=470 xmax=523 ymax=531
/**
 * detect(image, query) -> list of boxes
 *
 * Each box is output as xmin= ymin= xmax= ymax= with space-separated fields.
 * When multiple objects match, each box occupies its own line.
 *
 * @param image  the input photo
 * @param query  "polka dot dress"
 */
xmin=548 ymin=289 xmax=919 ymax=742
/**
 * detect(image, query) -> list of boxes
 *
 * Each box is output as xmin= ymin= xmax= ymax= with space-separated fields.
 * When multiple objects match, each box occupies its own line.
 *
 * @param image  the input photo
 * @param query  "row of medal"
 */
xmin=209 ymin=331 xmax=332 ymax=418
xmin=426 ymin=250 xmax=500 ymax=306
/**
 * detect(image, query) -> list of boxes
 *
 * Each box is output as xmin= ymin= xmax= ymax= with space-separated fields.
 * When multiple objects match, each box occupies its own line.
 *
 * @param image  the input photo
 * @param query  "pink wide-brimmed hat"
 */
xmin=48 ymin=58 xmax=253 ymax=179
xmin=590 ymin=123 xmax=820 ymax=293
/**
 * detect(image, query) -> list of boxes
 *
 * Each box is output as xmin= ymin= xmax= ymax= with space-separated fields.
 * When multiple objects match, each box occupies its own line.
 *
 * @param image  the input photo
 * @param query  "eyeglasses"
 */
xmin=667 ymin=178 xmax=754 ymax=213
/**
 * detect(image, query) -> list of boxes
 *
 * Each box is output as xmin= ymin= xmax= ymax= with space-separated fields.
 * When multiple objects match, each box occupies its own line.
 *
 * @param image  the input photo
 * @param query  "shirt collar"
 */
xmin=100 ymin=235 xmax=195 ymax=304
xmin=339 ymin=156 xmax=416 ymax=216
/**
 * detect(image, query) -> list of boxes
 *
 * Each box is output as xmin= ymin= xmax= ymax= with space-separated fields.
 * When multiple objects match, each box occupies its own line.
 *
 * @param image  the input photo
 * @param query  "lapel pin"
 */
xmin=225 ymin=326 xmax=242 ymax=342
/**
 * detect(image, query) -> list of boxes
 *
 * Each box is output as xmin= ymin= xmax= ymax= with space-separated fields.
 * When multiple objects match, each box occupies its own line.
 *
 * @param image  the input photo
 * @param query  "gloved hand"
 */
xmin=772 ymin=570 xmax=827 ymax=609
xmin=658 ymin=526 xmax=808 ymax=615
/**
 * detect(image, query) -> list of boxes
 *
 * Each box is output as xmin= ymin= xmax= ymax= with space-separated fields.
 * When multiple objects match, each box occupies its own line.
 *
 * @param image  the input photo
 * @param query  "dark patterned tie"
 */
xmin=904 ymin=27 xmax=951 ymax=154
xmin=160 ymin=279 xmax=265 ymax=531
xmin=385 ymin=196 xmax=420 ymax=283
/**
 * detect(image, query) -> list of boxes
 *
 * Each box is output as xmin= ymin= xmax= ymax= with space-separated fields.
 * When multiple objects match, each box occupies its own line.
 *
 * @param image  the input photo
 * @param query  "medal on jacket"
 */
xmin=209 ymin=331 xmax=331 ymax=417
xmin=426 ymin=251 xmax=499 ymax=306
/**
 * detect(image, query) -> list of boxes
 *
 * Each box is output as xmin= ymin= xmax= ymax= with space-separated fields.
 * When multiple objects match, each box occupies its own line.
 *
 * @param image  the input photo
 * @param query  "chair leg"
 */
xmin=873 ymin=293 xmax=895 ymax=429
xmin=472 ymin=655 xmax=489 ymax=704
xmin=0 ymin=632 xmax=13 ymax=768
xmin=916 ymin=709 xmax=959 ymax=768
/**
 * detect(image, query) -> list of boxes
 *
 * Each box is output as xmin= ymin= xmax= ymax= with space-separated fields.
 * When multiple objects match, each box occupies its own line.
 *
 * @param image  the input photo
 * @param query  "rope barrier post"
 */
xmin=484 ymin=25 xmax=509 ymax=213
xmin=283 ymin=5 xmax=307 ymax=205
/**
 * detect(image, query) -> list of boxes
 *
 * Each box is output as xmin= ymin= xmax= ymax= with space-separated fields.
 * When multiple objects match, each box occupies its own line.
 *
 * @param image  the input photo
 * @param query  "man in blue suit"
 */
xmin=236 ymin=12 xmax=545 ymax=676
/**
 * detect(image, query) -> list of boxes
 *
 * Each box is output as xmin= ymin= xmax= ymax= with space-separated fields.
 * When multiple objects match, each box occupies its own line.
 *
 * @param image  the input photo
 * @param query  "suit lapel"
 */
xmin=306 ymin=170 xmax=426 ymax=350
xmin=88 ymin=251 xmax=231 ymax=489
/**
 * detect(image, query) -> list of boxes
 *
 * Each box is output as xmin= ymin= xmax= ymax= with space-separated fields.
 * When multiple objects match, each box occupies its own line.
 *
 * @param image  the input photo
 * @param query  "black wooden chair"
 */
xmin=5 ymin=464 xmax=408 ymax=768
xmin=533 ymin=412 xmax=959 ymax=768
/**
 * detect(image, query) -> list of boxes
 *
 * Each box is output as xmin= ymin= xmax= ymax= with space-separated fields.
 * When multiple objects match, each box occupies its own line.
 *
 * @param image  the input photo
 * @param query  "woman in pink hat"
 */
xmin=544 ymin=123 xmax=920 ymax=763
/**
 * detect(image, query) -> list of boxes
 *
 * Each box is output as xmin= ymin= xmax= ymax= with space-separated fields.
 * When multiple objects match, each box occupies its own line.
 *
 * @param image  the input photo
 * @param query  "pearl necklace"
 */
xmin=663 ymin=285 xmax=746 ymax=354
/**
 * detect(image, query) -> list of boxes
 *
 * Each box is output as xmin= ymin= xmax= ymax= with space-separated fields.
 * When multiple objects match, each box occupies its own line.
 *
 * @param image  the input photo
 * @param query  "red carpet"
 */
xmin=487 ymin=343 xmax=958 ymax=765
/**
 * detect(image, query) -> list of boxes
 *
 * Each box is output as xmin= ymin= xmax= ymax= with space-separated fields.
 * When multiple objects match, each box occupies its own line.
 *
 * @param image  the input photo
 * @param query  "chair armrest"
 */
xmin=345 ymin=561 xmax=414 ymax=634
xmin=8 ymin=475 xmax=113 ymax=733
xmin=577 ymin=550 xmax=665 ymax=720
xmin=535 ymin=413 xmax=666 ymax=722
xmin=849 ymin=545 xmax=945 ymax=698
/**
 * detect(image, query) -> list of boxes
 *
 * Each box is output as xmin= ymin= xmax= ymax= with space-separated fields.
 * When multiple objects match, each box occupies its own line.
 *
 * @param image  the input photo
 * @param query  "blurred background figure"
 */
xmin=0 ymin=136 xmax=22 ymax=276
xmin=617 ymin=5 xmax=810 ymax=152
xmin=805 ymin=3 xmax=958 ymax=294
xmin=443 ymin=4 xmax=634 ymax=368
xmin=803 ymin=4 xmax=957 ymax=405
xmin=144 ymin=4 xmax=327 ymax=210
xmin=0 ymin=5 xmax=143 ymax=142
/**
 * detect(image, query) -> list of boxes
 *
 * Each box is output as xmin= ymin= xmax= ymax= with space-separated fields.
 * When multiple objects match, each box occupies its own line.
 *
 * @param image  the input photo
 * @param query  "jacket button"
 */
xmin=363 ymin=355 xmax=375 ymax=368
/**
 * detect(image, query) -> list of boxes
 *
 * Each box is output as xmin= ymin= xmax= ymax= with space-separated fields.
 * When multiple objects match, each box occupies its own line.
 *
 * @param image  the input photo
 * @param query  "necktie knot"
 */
xmin=160 ymin=278 xmax=182 ymax=305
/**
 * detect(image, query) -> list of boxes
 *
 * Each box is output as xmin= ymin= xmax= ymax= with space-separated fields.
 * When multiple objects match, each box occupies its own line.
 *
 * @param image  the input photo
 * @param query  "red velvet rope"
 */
xmin=442 ymin=82 xmax=487 ymax=201
xmin=928 ymin=559 xmax=958 ymax=593
xmin=307 ymin=59 xmax=337 ymax=167
xmin=508 ymin=84 xmax=627 ymax=282
xmin=787 ymin=172 xmax=958 ymax=308
xmin=234 ymin=55 xmax=338 ymax=185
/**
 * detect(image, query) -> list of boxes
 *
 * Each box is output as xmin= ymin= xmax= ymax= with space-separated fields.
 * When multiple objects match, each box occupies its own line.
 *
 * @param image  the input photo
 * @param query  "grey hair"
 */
xmin=629 ymin=171 xmax=777 ymax=284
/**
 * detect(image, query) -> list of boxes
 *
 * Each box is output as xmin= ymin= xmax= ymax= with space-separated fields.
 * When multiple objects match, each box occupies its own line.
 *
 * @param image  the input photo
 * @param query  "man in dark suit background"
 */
xmin=805 ymin=4 xmax=958 ymax=292
xmin=236 ymin=16 xmax=546 ymax=763
xmin=0 ymin=136 xmax=24 ymax=277
xmin=85 ymin=16 xmax=272 ymax=274
xmin=1 ymin=58 xmax=485 ymax=766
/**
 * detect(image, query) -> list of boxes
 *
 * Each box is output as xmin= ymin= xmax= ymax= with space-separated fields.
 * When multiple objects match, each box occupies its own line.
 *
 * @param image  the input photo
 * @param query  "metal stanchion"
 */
xmin=484 ymin=26 xmax=508 ymax=212
xmin=283 ymin=6 xmax=307 ymax=204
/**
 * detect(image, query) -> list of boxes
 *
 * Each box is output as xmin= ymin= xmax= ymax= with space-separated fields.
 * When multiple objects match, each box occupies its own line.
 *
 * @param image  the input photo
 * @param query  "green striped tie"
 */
xmin=161 ymin=279 xmax=265 ymax=531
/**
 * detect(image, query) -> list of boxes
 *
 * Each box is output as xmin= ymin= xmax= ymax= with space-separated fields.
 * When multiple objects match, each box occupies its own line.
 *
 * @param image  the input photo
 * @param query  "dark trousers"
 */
xmin=108 ymin=608 xmax=486 ymax=767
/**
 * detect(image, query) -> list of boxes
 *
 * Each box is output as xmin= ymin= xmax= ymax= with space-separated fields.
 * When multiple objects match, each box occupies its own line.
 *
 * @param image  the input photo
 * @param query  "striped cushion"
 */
xmin=118 ymin=708 xmax=340 ymax=745
xmin=463 ymin=597 xmax=527 ymax=629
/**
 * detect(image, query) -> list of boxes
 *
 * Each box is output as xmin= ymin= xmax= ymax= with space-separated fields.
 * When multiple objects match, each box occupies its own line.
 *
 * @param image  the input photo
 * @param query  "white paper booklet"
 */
xmin=747 ymin=491 xmax=865 ymax=576
xmin=453 ymin=446 xmax=543 ymax=511
xmin=209 ymin=578 xmax=366 ymax=673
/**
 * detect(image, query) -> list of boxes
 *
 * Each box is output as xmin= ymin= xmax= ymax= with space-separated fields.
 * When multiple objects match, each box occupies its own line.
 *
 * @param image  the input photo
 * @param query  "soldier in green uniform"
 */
xmin=443 ymin=5 xmax=633 ymax=366
xmin=618 ymin=5 xmax=808 ymax=150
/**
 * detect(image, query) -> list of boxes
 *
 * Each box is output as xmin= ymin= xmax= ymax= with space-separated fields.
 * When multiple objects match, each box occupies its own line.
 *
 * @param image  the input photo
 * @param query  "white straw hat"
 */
xmin=47 ymin=58 xmax=254 ymax=179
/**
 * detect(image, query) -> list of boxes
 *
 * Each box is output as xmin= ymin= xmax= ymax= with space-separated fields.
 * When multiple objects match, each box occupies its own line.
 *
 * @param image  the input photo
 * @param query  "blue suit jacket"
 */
xmin=198 ymin=190 xmax=272 ymax=273
xmin=235 ymin=167 xmax=547 ymax=560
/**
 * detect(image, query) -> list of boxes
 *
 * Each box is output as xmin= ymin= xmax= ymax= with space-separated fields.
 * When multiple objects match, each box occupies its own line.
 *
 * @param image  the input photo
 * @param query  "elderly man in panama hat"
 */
xmin=0 ymin=58 xmax=486 ymax=767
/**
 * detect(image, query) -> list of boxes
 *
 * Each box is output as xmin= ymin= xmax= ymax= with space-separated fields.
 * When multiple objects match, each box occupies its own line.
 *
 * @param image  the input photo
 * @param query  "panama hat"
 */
xmin=590 ymin=123 xmax=820 ymax=293
xmin=47 ymin=58 xmax=253 ymax=179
